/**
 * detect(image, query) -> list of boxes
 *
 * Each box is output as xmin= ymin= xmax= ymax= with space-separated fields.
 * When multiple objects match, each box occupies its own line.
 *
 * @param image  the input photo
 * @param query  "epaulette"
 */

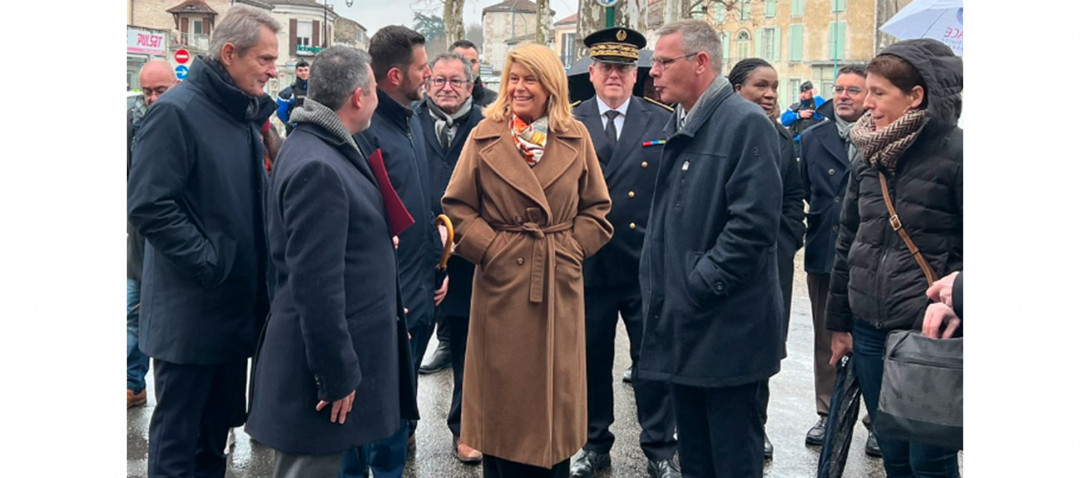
xmin=570 ymin=100 xmax=582 ymax=108
xmin=643 ymin=97 xmax=674 ymax=112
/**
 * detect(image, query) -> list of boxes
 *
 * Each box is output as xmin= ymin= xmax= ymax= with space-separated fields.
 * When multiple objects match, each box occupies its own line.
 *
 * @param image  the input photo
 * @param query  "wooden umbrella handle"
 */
xmin=436 ymin=214 xmax=455 ymax=270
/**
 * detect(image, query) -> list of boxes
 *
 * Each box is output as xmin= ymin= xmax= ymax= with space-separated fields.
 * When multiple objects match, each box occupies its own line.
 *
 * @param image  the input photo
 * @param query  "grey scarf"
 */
xmin=426 ymin=96 xmax=473 ymax=149
xmin=835 ymin=113 xmax=860 ymax=164
xmin=289 ymin=97 xmax=361 ymax=155
xmin=678 ymin=76 xmax=730 ymax=130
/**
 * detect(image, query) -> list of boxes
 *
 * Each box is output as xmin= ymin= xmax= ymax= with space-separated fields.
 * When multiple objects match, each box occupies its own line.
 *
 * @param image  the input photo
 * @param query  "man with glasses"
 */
xmin=413 ymin=51 xmax=486 ymax=465
xmin=797 ymin=64 xmax=881 ymax=457
xmin=570 ymin=27 xmax=679 ymax=478
xmin=639 ymin=19 xmax=783 ymax=477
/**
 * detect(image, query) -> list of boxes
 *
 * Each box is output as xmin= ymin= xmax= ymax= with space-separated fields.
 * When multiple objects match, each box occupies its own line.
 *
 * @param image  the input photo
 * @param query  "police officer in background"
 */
xmin=570 ymin=27 xmax=680 ymax=478
xmin=276 ymin=59 xmax=308 ymax=135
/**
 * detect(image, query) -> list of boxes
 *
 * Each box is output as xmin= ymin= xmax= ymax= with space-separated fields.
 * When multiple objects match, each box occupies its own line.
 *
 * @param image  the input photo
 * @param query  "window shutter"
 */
xmin=290 ymin=19 xmax=298 ymax=55
xmin=791 ymin=0 xmax=804 ymax=16
xmin=773 ymin=26 xmax=781 ymax=61
xmin=722 ymin=32 xmax=731 ymax=65
xmin=766 ymin=0 xmax=777 ymax=18
xmin=181 ymin=17 xmax=189 ymax=34
xmin=313 ymin=21 xmax=321 ymax=48
xmin=754 ymin=29 xmax=763 ymax=60
xmin=789 ymin=25 xmax=803 ymax=61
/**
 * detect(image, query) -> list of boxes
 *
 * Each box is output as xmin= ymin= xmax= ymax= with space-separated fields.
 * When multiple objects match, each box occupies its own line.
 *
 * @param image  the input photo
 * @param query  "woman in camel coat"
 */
xmin=442 ymin=43 xmax=613 ymax=477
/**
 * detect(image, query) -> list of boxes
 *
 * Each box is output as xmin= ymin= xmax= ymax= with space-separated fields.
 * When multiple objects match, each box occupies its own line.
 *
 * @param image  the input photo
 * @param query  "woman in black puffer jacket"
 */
xmin=826 ymin=39 xmax=962 ymax=477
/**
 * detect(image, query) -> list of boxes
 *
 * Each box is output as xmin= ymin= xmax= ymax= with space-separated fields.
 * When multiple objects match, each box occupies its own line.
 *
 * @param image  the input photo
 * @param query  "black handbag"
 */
xmin=872 ymin=173 xmax=963 ymax=450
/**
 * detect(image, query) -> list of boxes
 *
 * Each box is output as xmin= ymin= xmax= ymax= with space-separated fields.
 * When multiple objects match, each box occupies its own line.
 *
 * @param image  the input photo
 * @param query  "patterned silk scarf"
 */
xmin=850 ymin=109 xmax=927 ymax=175
xmin=510 ymin=114 xmax=549 ymax=166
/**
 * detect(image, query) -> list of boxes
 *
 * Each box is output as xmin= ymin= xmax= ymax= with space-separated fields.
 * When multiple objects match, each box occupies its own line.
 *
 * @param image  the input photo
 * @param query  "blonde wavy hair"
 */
xmin=483 ymin=43 xmax=575 ymax=133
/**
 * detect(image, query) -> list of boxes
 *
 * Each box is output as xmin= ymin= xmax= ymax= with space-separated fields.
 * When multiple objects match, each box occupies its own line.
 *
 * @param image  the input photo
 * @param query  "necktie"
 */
xmin=602 ymin=110 xmax=621 ymax=165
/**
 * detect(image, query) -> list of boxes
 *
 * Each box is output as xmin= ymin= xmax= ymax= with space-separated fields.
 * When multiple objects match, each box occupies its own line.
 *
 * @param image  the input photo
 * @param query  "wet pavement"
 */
xmin=127 ymin=256 xmax=961 ymax=477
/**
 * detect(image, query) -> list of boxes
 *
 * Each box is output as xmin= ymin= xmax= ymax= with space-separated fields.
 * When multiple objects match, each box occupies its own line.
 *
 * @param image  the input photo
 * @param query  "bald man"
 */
xmin=127 ymin=59 xmax=179 ymax=409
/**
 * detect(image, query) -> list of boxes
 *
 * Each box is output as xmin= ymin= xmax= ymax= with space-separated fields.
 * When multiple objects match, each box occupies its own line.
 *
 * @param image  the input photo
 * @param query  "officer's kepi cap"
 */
xmin=584 ymin=27 xmax=647 ymax=65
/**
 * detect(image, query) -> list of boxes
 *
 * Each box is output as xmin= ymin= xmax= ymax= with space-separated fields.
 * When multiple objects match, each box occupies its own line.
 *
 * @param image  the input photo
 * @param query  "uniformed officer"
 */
xmin=570 ymin=27 xmax=680 ymax=478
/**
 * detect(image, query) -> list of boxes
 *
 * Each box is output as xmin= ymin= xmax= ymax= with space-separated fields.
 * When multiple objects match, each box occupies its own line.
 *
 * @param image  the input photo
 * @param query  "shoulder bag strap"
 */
xmin=878 ymin=173 xmax=937 ymax=286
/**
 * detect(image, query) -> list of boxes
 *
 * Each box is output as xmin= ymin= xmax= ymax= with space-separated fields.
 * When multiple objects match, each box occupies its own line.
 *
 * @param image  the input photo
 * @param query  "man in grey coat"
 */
xmin=639 ymin=20 xmax=784 ymax=477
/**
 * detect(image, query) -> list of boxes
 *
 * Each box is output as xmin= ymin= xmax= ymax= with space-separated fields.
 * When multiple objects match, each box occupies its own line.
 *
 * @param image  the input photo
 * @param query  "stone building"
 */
xmin=480 ymin=0 xmax=538 ymax=72
xmin=553 ymin=13 xmax=578 ymax=69
xmin=334 ymin=16 xmax=369 ymax=51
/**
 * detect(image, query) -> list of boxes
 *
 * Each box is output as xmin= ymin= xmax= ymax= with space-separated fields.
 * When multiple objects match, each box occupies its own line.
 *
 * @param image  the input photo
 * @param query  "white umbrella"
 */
xmin=880 ymin=0 xmax=964 ymax=56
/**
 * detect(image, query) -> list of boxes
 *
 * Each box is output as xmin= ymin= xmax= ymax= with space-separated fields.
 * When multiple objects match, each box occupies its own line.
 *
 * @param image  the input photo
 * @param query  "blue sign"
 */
xmin=175 ymin=65 xmax=189 ymax=80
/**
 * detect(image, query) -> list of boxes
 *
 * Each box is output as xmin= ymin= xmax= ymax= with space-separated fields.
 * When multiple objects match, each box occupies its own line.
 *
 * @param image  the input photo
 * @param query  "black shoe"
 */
xmin=419 ymin=340 xmax=452 ymax=374
xmin=646 ymin=457 xmax=681 ymax=478
xmin=569 ymin=449 xmax=610 ymax=478
xmin=865 ymin=430 xmax=881 ymax=457
xmin=805 ymin=416 xmax=827 ymax=446
xmin=623 ymin=366 xmax=633 ymax=383
xmin=763 ymin=433 xmax=773 ymax=460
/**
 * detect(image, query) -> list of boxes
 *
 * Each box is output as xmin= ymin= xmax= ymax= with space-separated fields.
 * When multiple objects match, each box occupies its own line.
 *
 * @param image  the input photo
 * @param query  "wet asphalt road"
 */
xmin=127 ymin=255 xmax=961 ymax=477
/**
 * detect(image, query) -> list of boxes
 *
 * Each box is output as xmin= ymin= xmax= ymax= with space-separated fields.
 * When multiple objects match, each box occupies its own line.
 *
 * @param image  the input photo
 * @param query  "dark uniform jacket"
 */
xmin=638 ymin=79 xmax=784 ymax=387
xmin=246 ymin=116 xmax=416 ymax=455
xmin=414 ymin=100 xmax=485 ymax=318
xmin=127 ymin=107 xmax=145 ymax=281
xmin=354 ymin=90 xmax=443 ymax=330
xmin=574 ymin=97 xmax=669 ymax=288
xmin=773 ymin=121 xmax=806 ymax=270
xmin=127 ymin=56 xmax=274 ymax=365
xmin=826 ymin=39 xmax=963 ymax=333
xmin=799 ymin=119 xmax=852 ymax=275
xmin=472 ymin=77 xmax=498 ymax=107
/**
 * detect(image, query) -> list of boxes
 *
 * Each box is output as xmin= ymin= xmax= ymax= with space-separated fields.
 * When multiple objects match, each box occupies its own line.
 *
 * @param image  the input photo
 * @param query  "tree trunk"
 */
xmin=536 ymin=0 xmax=553 ymax=46
xmin=616 ymin=0 xmax=648 ymax=32
xmin=444 ymin=0 xmax=466 ymax=47
xmin=576 ymin=0 xmax=605 ymax=59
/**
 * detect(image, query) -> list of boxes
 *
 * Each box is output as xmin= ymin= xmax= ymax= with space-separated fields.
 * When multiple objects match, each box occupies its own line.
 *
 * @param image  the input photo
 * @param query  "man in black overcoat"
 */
xmin=639 ymin=20 xmax=784 ymax=477
xmin=126 ymin=6 xmax=280 ymax=477
xmin=570 ymin=27 xmax=680 ymax=478
xmin=246 ymin=45 xmax=418 ymax=478
xmin=341 ymin=25 xmax=443 ymax=478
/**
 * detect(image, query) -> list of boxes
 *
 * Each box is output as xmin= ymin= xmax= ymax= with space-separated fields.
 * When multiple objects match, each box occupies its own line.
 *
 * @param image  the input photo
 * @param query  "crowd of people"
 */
xmin=126 ymin=5 xmax=963 ymax=478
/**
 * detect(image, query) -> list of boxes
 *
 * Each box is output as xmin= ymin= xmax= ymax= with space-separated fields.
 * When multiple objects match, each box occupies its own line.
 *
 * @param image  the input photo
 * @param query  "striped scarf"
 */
xmin=850 ymin=109 xmax=927 ymax=175
xmin=510 ymin=114 xmax=549 ymax=166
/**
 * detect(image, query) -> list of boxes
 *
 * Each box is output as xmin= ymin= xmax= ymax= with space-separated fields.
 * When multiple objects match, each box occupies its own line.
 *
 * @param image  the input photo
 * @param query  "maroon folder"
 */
xmin=367 ymin=148 xmax=414 ymax=237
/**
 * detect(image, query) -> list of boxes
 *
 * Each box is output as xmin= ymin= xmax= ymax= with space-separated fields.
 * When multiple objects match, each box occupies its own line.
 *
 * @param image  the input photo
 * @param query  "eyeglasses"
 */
xmin=429 ymin=77 xmax=467 ymax=89
xmin=650 ymin=52 xmax=698 ymax=69
xmin=833 ymin=86 xmax=864 ymax=95
xmin=595 ymin=62 xmax=636 ymax=75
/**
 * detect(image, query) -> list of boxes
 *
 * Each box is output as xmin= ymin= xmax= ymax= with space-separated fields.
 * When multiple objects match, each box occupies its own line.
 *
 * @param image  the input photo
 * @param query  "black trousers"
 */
xmin=673 ymin=382 xmax=764 ymax=478
xmin=443 ymin=313 xmax=470 ymax=437
xmin=147 ymin=358 xmax=247 ymax=478
xmin=482 ymin=455 xmax=570 ymax=478
xmin=584 ymin=285 xmax=677 ymax=461
xmin=757 ymin=241 xmax=797 ymax=425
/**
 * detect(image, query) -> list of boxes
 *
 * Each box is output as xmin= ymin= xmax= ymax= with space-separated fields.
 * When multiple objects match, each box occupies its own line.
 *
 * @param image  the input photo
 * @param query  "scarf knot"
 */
xmin=510 ymin=114 xmax=549 ymax=166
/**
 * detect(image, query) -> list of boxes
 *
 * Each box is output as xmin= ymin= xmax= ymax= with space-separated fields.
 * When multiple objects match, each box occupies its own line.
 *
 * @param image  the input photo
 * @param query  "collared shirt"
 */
xmin=596 ymin=95 xmax=631 ymax=140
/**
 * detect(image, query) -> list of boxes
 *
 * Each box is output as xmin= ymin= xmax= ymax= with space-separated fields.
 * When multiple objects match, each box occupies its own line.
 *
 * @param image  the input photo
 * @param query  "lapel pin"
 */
xmin=682 ymin=161 xmax=689 ymax=171
xmin=642 ymin=140 xmax=666 ymax=147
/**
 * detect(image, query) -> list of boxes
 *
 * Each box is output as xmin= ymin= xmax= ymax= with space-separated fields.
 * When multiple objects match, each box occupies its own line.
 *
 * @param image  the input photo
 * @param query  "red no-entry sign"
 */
xmin=174 ymin=49 xmax=190 ymax=64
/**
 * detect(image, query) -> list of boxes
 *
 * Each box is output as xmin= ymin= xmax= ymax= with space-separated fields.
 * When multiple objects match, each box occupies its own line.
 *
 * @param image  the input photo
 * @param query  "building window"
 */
xmin=193 ymin=19 xmax=204 ymax=35
xmin=765 ymin=0 xmax=777 ymax=18
xmin=297 ymin=20 xmax=313 ymax=48
xmin=791 ymin=0 xmax=805 ymax=17
xmin=736 ymin=30 xmax=751 ymax=59
xmin=759 ymin=27 xmax=780 ymax=61
xmin=721 ymin=31 xmax=731 ymax=65
xmin=832 ymin=0 xmax=846 ymax=13
xmin=715 ymin=2 xmax=727 ymax=23
xmin=828 ymin=21 xmax=846 ymax=59
xmin=740 ymin=2 xmax=751 ymax=20
xmin=788 ymin=24 xmax=803 ymax=61
xmin=789 ymin=78 xmax=801 ymax=102
xmin=561 ymin=32 xmax=576 ymax=68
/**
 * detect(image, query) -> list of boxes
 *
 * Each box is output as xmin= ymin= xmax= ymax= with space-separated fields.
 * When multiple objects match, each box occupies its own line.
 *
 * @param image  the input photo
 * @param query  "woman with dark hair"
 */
xmin=727 ymin=57 xmax=806 ymax=460
xmin=442 ymin=43 xmax=613 ymax=477
xmin=826 ymin=39 xmax=963 ymax=477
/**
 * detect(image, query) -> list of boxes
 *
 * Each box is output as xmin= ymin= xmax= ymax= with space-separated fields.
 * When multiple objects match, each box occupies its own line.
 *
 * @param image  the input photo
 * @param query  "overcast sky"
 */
xmin=334 ymin=0 xmax=578 ymax=31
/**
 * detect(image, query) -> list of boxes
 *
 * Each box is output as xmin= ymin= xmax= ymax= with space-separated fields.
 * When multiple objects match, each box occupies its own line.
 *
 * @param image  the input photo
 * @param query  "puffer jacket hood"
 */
xmin=877 ymin=39 xmax=962 ymax=129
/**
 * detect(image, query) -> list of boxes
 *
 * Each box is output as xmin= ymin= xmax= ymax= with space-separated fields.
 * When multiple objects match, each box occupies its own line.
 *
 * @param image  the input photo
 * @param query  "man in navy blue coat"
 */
xmin=126 ymin=6 xmax=280 ymax=477
xmin=798 ymin=65 xmax=878 ymax=451
xmin=640 ymin=20 xmax=784 ymax=477
xmin=245 ymin=45 xmax=419 ymax=477
xmin=570 ymin=27 xmax=680 ymax=478
xmin=413 ymin=51 xmax=486 ymax=464
xmin=342 ymin=25 xmax=442 ymax=478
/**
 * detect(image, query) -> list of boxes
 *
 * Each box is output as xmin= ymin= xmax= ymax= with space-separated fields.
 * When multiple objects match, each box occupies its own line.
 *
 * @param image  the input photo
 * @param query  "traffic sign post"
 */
xmin=175 ymin=65 xmax=189 ymax=80
xmin=174 ymin=49 xmax=190 ymax=64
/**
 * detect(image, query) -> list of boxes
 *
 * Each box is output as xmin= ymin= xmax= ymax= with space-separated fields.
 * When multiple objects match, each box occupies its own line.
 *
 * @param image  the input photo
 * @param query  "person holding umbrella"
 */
xmin=826 ymin=38 xmax=963 ymax=478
